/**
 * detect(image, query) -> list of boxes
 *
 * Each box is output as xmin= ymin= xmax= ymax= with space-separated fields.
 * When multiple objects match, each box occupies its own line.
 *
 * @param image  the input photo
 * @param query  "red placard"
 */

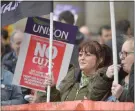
xmin=20 ymin=35 xmax=66 ymax=91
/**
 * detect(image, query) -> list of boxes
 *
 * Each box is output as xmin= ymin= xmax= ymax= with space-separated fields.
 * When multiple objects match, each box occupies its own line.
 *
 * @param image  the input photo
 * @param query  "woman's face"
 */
xmin=120 ymin=41 xmax=134 ymax=73
xmin=78 ymin=49 xmax=97 ymax=74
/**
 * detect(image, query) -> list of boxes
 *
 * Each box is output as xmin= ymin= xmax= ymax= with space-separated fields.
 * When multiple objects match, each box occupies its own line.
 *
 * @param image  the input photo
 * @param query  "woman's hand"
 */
xmin=106 ymin=65 xmax=121 ymax=78
xmin=29 ymin=91 xmax=46 ymax=103
xmin=24 ymin=95 xmax=34 ymax=103
xmin=44 ymin=73 xmax=55 ymax=88
xmin=111 ymin=82 xmax=124 ymax=99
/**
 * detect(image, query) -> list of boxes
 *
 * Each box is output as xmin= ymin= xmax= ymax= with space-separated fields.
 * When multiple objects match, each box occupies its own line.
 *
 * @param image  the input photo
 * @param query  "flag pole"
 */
xmin=109 ymin=1 xmax=118 ymax=84
xmin=47 ymin=12 xmax=53 ymax=102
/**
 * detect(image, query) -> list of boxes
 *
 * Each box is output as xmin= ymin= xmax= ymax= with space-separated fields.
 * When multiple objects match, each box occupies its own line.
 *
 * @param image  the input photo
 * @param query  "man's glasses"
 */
xmin=119 ymin=51 xmax=134 ymax=58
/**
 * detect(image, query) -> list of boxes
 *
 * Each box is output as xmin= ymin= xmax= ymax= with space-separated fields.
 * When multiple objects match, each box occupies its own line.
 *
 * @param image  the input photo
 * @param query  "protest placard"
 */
xmin=12 ymin=17 xmax=78 ymax=92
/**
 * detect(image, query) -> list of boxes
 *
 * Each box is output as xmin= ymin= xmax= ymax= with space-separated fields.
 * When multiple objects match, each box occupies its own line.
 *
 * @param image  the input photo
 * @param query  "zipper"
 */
xmin=74 ymin=89 xmax=80 ymax=100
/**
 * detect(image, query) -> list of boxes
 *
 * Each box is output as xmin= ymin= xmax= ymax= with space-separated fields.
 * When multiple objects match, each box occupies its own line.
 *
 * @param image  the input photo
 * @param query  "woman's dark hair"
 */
xmin=101 ymin=44 xmax=113 ymax=67
xmin=79 ymin=40 xmax=104 ymax=69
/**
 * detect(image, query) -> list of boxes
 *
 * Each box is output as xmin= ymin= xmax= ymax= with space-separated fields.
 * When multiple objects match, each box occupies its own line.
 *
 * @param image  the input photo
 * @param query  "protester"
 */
xmin=1 ymin=29 xmax=12 ymax=57
xmin=2 ymin=30 xmax=24 ymax=73
xmin=98 ymin=24 xmax=122 ymax=63
xmin=58 ymin=10 xmax=85 ymax=68
xmin=106 ymin=38 xmax=134 ymax=102
xmin=102 ymin=20 xmax=131 ymax=63
xmin=1 ymin=42 xmax=25 ymax=106
xmin=32 ymin=40 xmax=113 ymax=103
xmin=2 ymin=29 xmax=31 ymax=103
xmin=98 ymin=25 xmax=112 ymax=44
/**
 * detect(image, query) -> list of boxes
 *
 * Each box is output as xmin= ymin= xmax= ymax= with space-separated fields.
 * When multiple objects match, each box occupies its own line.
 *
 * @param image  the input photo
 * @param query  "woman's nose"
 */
xmin=81 ymin=54 xmax=85 ymax=59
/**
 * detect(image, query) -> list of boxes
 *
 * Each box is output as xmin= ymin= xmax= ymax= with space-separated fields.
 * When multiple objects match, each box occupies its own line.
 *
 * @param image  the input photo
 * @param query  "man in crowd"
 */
xmin=98 ymin=25 xmax=112 ymax=44
xmin=105 ymin=20 xmax=132 ymax=63
xmin=2 ymin=30 xmax=24 ymax=73
xmin=58 ymin=10 xmax=85 ymax=68
xmin=2 ymin=29 xmax=31 ymax=103
xmin=1 ymin=42 xmax=25 ymax=106
xmin=98 ymin=20 xmax=131 ymax=63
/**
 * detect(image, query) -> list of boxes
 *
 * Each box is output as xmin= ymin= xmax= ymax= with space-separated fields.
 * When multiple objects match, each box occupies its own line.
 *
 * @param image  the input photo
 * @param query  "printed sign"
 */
xmin=12 ymin=17 xmax=78 ymax=92
xmin=25 ymin=17 xmax=77 ymax=44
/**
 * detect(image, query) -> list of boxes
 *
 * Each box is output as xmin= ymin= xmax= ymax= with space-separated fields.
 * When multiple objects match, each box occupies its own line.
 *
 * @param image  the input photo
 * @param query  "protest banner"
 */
xmin=2 ymin=100 xmax=134 ymax=111
xmin=12 ymin=17 xmax=78 ymax=92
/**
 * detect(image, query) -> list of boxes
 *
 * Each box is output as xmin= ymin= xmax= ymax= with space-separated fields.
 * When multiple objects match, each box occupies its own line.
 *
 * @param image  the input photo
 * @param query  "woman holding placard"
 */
xmin=32 ymin=40 xmax=114 ymax=102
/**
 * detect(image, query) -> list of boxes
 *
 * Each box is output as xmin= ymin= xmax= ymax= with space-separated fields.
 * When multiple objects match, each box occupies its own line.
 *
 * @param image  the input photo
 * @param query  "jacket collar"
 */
xmin=75 ymin=67 xmax=107 ymax=82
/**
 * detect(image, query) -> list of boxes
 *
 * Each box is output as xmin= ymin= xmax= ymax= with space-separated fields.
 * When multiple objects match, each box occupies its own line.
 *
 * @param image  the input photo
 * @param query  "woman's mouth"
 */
xmin=80 ymin=62 xmax=86 ymax=64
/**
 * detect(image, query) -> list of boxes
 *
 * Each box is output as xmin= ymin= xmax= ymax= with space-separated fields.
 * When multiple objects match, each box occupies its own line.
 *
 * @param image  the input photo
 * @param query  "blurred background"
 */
xmin=2 ymin=1 xmax=134 ymax=42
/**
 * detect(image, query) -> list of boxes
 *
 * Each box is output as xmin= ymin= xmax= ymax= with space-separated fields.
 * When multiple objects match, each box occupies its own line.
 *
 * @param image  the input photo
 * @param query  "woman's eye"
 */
xmin=79 ymin=53 xmax=82 ymax=56
xmin=86 ymin=53 xmax=91 ymax=56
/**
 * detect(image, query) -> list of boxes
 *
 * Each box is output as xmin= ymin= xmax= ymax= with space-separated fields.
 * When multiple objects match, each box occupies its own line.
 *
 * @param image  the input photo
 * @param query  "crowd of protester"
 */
xmin=1 ymin=10 xmax=134 ymax=106
xmin=1 ymin=42 xmax=25 ymax=106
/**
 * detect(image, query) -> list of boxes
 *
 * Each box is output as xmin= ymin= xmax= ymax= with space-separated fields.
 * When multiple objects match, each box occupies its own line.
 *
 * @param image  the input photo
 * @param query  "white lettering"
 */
xmin=37 ymin=58 xmax=44 ymax=65
xmin=33 ymin=24 xmax=40 ymax=33
xmin=3 ymin=2 xmax=12 ymax=13
xmin=32 ymin=57 xmax=54 ymax=68
xmin=11 ymin=2 xmax=18 ymax=11
xmin=62 ymin=31 xmax=69 ymax=40
xmin=1 ymin=1 xmax=22 ymax=14
xmin=34 ymin=42 xmax=47 ymax=57
xmin=1 ymin=4 xmax=6 ymax=14
xmin=45 ymin=46 xmax=58 ymax=59
xmin=39 ymin=25 xmax=46 ymax=34
xmin=32 ymin=42 xmax=58 ymax=68
xmin=32 ymin=24 xmax=69 ymax=40
xmin=34 ymin=42 xmax=58 ymax=59
xmin=54 ymin=29 xmax=61 ymax=38
xmin=32 ymin=57 xmax=38 ymax=64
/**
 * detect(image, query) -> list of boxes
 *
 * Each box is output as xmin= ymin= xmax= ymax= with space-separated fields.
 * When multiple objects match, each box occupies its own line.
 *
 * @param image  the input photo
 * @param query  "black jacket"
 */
xmin=2 ymin=51 xmax=17 ymax=73
xmin=3 ymin=44 xmax=12 ymax=56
